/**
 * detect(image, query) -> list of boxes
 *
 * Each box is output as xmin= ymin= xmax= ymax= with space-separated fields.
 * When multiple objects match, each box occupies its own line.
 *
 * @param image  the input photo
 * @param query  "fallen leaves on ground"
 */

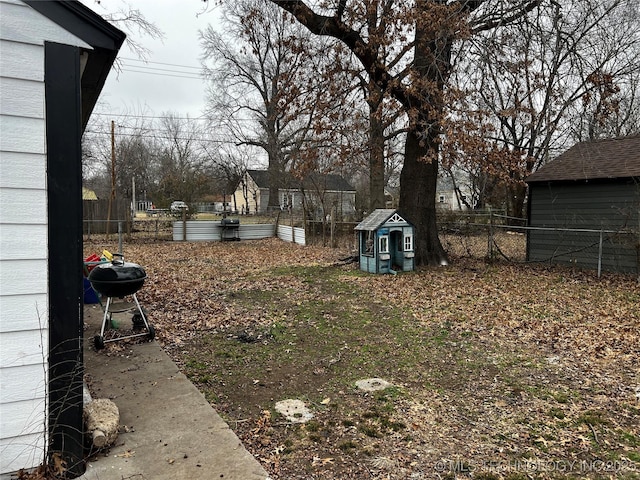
xmin=85 ymin=237 xmax=640 ymax=479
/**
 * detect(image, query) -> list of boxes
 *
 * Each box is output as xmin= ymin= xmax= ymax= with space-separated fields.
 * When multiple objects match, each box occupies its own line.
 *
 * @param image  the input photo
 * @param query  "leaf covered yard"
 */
xmin=86 ymin=238 xmax=639 ymax=479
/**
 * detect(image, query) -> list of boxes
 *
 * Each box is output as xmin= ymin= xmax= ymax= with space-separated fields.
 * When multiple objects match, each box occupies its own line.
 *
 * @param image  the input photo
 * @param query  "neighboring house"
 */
xmin=0 ymin=1 xmax=124 ymax=477
xmin=436 ymin=173 xmax=473 ymax=211
xmin=384 ymin=186 xmax=400 ymax=209
xmin=82 ymin=186 xmax=98 ymax=200
xmin=526 ymin=135 xmax=640 ymax=274
xmin=233 ymin=169 xmax=357 ymax=219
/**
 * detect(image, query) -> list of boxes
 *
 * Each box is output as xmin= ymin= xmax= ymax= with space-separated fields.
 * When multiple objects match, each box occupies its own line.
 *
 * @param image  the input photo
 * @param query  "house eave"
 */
xmin=23 ymin=0 xmax=126 ymax=129
xmin=526 ymin=175 xmax=639 ymax=185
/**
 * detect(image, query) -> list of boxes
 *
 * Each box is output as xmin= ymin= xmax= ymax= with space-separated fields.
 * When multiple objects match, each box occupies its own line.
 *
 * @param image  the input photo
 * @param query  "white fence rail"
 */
xmin=277 ymin=225 xmax=306 ymax=245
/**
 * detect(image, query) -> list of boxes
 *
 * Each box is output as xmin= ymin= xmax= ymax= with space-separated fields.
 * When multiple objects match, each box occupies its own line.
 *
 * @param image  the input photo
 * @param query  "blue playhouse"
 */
xmin=354 ymin=209 xmax=415 ymax=274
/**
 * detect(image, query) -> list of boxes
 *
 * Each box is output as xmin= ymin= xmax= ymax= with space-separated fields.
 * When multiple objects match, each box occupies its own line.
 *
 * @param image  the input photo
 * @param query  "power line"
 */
xmin=120 ymin=68 xmax=203 ymax=80
xmin=116 ymin=57 xmax=204 ymax=79
xmin=92 ymin=113 xmax=209 ymax=120
xmin=84 ymin=129 xmax=232 ymax=144
xmin=120 ymin=60 xmax=203 ymax=76
xmin=105 ymin=124 xmax=209 ymax=134
xmin=121 ymin=63 xmax=203 ymax=76
xmin=90 ymin=112 xmax=256 ymax=123
xmin=120 ymin=56 xmax=201 ymax=70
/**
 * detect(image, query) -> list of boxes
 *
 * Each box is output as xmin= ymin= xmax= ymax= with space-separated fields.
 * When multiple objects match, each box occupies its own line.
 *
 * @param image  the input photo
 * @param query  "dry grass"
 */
xmin=84 ymin=237 xmax=639 ymax=479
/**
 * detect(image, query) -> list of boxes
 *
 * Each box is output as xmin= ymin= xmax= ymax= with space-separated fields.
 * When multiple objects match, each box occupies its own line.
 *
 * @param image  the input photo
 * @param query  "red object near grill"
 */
xmin=84 ymin=253 xmax=102 ymax=272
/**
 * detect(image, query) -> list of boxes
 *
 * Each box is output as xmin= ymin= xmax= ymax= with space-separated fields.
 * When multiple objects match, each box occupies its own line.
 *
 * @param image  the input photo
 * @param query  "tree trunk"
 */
xmin=398 ymin=0 xmax=450 ymax=266
xmin=507 ymin=182 xmax=527 ymax=221
xmin=399 ymin=130 xmax=448 ymax=266
xmin=267 ymin=153 xmax=281 ymax=210
xmin=368 ymin=81 xmax=386 ymax=212
xmin=369 ymin=112 xmax=386 ymax=211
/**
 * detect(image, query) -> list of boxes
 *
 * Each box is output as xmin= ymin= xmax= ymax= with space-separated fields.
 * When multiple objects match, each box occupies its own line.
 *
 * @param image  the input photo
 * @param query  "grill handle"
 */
xmin=111 ymin=253 xmax=125 ymax=266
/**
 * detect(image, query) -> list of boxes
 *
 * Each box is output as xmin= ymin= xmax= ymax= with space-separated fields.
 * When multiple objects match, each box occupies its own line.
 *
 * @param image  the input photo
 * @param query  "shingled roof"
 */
xmin=526 ymin=136 xmax=640 ymax=183
xmin=247 ymin=169 xmax=355 ymax=191
xmin=354 ymin=209 xmax=397 ymax=231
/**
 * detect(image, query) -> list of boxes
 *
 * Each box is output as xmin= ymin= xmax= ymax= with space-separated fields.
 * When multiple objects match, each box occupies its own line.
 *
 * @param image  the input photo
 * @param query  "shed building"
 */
xmin=354 ymin=209 xmax=415 ymax=274
xmin=525 ymin=136 xmax=640 ymax=274
xmin=0 ymin=1 xmax=124 ymax=476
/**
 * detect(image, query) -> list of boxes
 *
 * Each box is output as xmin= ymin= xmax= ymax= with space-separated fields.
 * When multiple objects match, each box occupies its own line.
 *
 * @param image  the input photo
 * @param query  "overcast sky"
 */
xmin=82 ymin=0 xmax=221 ymax=119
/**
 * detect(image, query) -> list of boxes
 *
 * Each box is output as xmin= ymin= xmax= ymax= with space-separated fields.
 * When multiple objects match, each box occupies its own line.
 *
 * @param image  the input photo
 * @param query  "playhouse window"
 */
xmin=404 ymin=234 xmax=413 ymax=251
xmin=379 ymin=235 xmax=389 ymax=253
xmin=363 ymin=231 xmax=374 ymax=256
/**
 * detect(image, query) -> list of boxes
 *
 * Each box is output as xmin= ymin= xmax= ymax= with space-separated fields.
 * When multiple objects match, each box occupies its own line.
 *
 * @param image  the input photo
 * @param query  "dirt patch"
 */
xmin=85 ymin=238 xmax=640 ymax=479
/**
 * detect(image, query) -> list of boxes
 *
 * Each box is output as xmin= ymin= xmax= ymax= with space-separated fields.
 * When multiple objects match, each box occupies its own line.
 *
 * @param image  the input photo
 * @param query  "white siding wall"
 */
xmin=0 ymin=0 xmax=89 ymax=474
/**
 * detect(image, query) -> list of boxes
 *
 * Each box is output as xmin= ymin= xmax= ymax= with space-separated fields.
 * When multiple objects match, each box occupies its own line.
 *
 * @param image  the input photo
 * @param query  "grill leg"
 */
xmin=132 ymin=294 xmax=150 ymax=329
xmin=95 ymin=294 xmax=154 ymax=349
xmin=99 ymin=297 xmax=112 ymax=338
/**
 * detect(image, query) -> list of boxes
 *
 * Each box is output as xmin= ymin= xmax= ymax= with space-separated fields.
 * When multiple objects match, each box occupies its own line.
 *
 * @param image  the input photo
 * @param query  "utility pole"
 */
xmin=106 ymin=120 xmax=116 ymax=235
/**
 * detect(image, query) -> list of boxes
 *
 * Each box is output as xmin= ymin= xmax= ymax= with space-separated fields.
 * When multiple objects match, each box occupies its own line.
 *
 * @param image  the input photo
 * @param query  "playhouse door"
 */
xmin=390 ymin=231 xmax=403 ymax=269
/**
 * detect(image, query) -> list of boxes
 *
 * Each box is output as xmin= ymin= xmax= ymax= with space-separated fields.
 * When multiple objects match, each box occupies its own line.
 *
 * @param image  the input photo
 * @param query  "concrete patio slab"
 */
xmin=80 ymin=303 xmax=270 ymax=480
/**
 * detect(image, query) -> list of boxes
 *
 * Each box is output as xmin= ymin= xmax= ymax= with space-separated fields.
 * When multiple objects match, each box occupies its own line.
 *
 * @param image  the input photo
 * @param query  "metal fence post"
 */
xmin=597 ymin=229 xmax=603 ymax=278
xmin=291 ymin=211 xmax=295 ymax=244
xmin=487 ymin=208 xmax=494 ymax=259
xmin=182 ymin=208 xmax=187 ymax=241
xmin=118 ymin=221 xmax=123 ymax=254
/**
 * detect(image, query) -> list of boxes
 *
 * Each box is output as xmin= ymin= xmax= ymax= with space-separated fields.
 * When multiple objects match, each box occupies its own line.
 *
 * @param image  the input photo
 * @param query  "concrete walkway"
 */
xmin=80 ymin=303 xmax=270 ymax=480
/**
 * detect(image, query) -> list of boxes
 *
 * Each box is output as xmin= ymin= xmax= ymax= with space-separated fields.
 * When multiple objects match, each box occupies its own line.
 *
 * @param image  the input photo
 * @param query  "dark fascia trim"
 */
xmin=45 ymin=41 xmax=85 ymax=478
xmin=24 ymin=0 xmax=125 ymax=129
xmin=526 ymin=176 xmax=639 ymax=186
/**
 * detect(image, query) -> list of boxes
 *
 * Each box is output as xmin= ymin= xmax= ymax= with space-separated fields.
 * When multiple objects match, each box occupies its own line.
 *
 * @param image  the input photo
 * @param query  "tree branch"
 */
xmin=471 ymin=0 xmax=542 ymax=33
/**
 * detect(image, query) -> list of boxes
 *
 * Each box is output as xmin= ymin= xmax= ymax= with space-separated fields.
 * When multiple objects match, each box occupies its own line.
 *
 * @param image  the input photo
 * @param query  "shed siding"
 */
xmin=527 ymin=181 xmax=639 ymax=273
xmin=0 ymin=0 xmax=55 ymax=473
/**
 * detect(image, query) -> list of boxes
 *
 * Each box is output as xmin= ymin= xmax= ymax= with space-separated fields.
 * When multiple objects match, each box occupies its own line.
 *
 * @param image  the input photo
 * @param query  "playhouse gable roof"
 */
xmin=355 ymin=209 xmax=410 ymax=231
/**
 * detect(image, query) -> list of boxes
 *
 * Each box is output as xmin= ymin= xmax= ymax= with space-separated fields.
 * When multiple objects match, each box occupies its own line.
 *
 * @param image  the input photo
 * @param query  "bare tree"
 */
xmin=201 ymin=0 xmax=326 ymax=211
xmin=201 ymin=143 xmax=250 ymax=213
xmin=570 ymin=67 xmax=640 ymax=141
xmin=87 ymin=1 xmax=164 ymax=62
xmin=265 ymin=0 xmax=545 ymax=265
xmin=155 ymin=114 xmax=209 ymax=205
xmin=450 ymin=0 xmax=640 ymax=217
xmin=82 ymin=109 xmax=159 ymax=199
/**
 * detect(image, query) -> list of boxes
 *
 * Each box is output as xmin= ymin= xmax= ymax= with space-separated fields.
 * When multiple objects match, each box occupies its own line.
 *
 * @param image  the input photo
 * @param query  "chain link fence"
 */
xmin=439 ymin=210 xmax=639 ymax=277
xmin=85 ymin=210 xmax=639 ymax=277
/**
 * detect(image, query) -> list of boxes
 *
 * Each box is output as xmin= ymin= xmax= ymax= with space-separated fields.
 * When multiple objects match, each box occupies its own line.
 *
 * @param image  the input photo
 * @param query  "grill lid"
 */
xmin=88 ymin=256 xmax=146 ymax=297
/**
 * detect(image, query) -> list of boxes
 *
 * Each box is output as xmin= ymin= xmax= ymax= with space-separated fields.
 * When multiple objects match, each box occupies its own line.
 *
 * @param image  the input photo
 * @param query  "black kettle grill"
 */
xmin=88 ymin=253 xmax=155 ymax=349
